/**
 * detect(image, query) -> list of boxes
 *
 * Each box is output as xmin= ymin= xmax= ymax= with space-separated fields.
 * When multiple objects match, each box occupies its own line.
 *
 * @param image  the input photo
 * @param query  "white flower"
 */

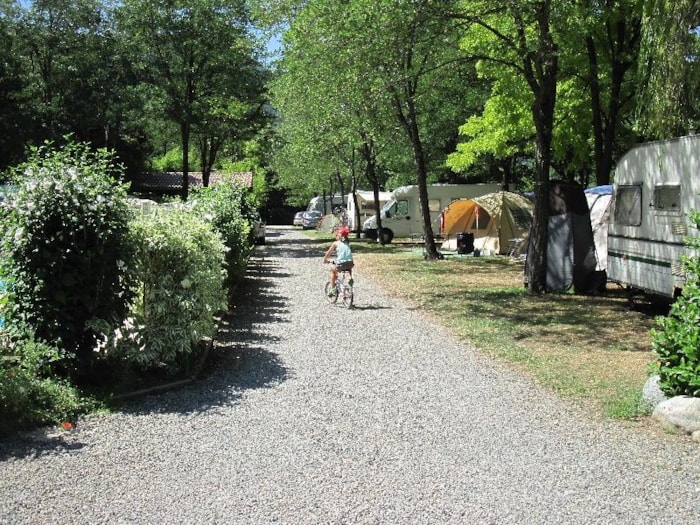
xmin=93 ymin=336 xmax=108 ymax=353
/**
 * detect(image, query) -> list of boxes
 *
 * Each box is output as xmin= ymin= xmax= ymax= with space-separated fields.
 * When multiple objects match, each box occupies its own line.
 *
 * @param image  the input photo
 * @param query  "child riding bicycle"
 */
xmin=323 ymin=226 xmax=354 ymax=296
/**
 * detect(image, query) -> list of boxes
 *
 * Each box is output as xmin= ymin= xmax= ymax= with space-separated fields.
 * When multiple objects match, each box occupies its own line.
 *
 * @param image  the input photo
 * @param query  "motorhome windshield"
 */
xmin=306 ymin=199 xmax=321 ymax=213
xmin=381 ymin=199 xmax=396 ymax=215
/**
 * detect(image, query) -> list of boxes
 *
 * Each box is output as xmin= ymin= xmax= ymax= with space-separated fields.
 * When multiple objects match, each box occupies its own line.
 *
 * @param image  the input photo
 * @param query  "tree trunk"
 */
xmin=522 ymin=1 xmax=557 ymax=293
xmin=199 ymin=136 xmax=216 ymax=187
xmin=349 ymin=151 xmax=360 ymax=238
xmin=586 ymin=35 xmax=606 ymax=186
xmin=335 ymin=167 xmax=345 ymax=210
xmin=181 ymin=121 xmax=190 ymax=200
xmin=587 ymin=12 xmax=640 ymax=186
xmin=361 ymin=140 xmax=387 ymax=244
xmin=405 ymin=99 xmax=440 ymax=259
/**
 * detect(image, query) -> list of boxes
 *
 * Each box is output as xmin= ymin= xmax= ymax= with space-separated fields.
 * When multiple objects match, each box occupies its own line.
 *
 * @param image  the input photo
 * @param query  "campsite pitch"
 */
xmin=352 ymin=242 xmax=661 ymax=421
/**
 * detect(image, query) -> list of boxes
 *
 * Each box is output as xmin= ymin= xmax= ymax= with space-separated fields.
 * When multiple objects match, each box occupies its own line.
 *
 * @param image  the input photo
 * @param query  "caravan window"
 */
xmin=613 ymin=185 xmax=642 ymax=226
xmin=653 ymin=185 xmax=681 ymax=213
xmin=428 ymin=199 xmax=442 ymax=212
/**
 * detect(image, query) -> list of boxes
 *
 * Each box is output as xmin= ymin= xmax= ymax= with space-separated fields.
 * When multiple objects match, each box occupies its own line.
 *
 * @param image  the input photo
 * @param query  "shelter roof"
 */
xmin=130 ymin=171 xmax=253 ymax=193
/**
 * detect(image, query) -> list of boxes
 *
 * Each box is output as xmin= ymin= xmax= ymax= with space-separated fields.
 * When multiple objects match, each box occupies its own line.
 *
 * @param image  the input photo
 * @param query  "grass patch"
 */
xmin=352 ymin=245 xmax=660 ymax=420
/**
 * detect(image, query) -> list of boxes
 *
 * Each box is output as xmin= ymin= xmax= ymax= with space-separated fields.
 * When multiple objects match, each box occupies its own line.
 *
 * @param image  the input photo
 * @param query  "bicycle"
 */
xmin=324 ymin=262 xmax=354 ymax=308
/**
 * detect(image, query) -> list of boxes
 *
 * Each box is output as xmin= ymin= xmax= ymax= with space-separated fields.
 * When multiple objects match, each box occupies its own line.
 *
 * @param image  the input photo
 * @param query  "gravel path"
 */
xmin=1 ymin=226 xmax=699 ymax=524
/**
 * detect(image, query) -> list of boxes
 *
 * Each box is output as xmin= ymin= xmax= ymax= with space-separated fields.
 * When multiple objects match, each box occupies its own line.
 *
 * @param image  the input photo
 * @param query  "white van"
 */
xmin=608 ymin=134 xmax=700 ymax=301
xmin=346 ymin=190 xmax=391 ymax=233
xmin=363 ymin=183 xmax=501 ymax=242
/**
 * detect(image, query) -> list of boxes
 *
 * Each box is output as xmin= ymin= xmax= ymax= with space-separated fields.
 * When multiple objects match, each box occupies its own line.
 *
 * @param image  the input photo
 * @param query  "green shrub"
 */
xmin=151 ymin=147 xmax=184 ymax=172
xmin=91 ymin=205 xmax=226 ymax=374
xmin=651 ymin=210 xmax=700 ymax=397
xmin=1 ymin=141 xmax=137 ymax=374
xmin=190 ymin=179 xmax=256 ymax=294
xmin=0 ymin=325 xmax=91 ymax=435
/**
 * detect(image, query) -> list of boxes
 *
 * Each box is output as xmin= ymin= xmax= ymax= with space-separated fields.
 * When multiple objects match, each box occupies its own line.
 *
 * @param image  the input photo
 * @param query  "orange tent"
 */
xmin=440 ymin=191 xmax=533 ymax=254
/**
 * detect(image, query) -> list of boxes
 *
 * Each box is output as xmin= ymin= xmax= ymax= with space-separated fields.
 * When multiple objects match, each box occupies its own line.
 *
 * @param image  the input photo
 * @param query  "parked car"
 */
xmin=293 ymin=211 xmax=304 ymax=227
xmin=302 ymin=210 xmax=322 ymax=229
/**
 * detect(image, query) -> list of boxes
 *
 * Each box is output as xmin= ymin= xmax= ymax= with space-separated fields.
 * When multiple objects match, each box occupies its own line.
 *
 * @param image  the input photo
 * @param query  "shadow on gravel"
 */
xmin=0 ymin=433 xmax=86 ymax=461
xmin=350 ymin=304 xmax=392 ymax=311
xmin=0 ymin=231 xmax=297 ymax=459
xmin=268 ymin=233 xmax=329 ymax=259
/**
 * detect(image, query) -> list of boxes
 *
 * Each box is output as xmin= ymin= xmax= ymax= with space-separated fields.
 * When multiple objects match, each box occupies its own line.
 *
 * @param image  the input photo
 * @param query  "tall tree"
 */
xmin=271 ymin=0 xmax=475 ymax=255
xmin=581 ymin=0 xmax=643 ymax=185
xmin=0 ymin=0 xmax=29 ymax=171
xmin=269 ymin=1 xmax=380 ymax=206
xmin=637 ymin=0 xmax=699 ymax=137
xmin=520 ymin=1 xmax=558 ymax=293
xmin=117 ymin=0 xmax=257 ymax=199
xmin=194 ymin=65 xmax=270 ymax=186
xmin=11 ymin=0 xmax=150 ymax=175
xmin=363 ymin=0 xmax=473 ymax=257
xmin=17 ymin=1 xmax=118 ymax=143
xmin=452 ymin=1 xmax=558 ymax=291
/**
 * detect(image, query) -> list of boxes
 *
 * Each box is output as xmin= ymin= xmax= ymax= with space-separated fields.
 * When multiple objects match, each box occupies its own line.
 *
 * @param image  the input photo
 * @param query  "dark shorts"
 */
xmin=335 ymin=261 xmax=354 ymax=272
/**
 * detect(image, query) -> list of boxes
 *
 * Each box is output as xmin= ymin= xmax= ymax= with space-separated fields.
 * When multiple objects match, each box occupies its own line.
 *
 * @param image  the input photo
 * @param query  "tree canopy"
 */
xmin=0 ymin=0 xmax=270 ymax=196
xmin=1 ymin=0 xmax=698 ymax=291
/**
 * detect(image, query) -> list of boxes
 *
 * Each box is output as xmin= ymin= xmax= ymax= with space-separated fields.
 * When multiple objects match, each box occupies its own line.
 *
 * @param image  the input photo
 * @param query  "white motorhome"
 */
xmin=607 ymin=134 xmax=700 ymax=301
xmin=305 ymin=194 xmax=345 ymax=215
xmin=363 ymin=183 xmax=501 ymax=242
xmin=346 ymin=190 xmax=391 ymax=233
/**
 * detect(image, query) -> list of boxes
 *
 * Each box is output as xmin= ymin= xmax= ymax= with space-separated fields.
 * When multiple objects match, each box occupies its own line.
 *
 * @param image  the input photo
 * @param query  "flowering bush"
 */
xmin=92 ymin=205 xmax=227 ymax=373
xmin=1 ymin=141 xmax=137 ymax=374
xmin=190 ymin=180 xmax=257 ymax=296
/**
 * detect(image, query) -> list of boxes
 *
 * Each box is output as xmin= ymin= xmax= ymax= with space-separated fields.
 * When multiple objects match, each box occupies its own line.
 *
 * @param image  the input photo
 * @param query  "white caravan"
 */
xmin=607 ymin=134 xmax=700 ymax=301
xmin=305 ymin=194 xmax=345 ymax=215
xmin=346 ymin=190 xmax=391 ymax=233
xmin=363 ymin=183 xmax=501 ymax=242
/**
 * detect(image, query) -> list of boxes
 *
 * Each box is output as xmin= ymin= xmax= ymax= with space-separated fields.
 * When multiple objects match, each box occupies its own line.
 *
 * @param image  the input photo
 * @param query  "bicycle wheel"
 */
xmin=340 ymin=284 xmax=354 ymax=308
xmin=324 ymin=281 xmax=338 ymax=304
